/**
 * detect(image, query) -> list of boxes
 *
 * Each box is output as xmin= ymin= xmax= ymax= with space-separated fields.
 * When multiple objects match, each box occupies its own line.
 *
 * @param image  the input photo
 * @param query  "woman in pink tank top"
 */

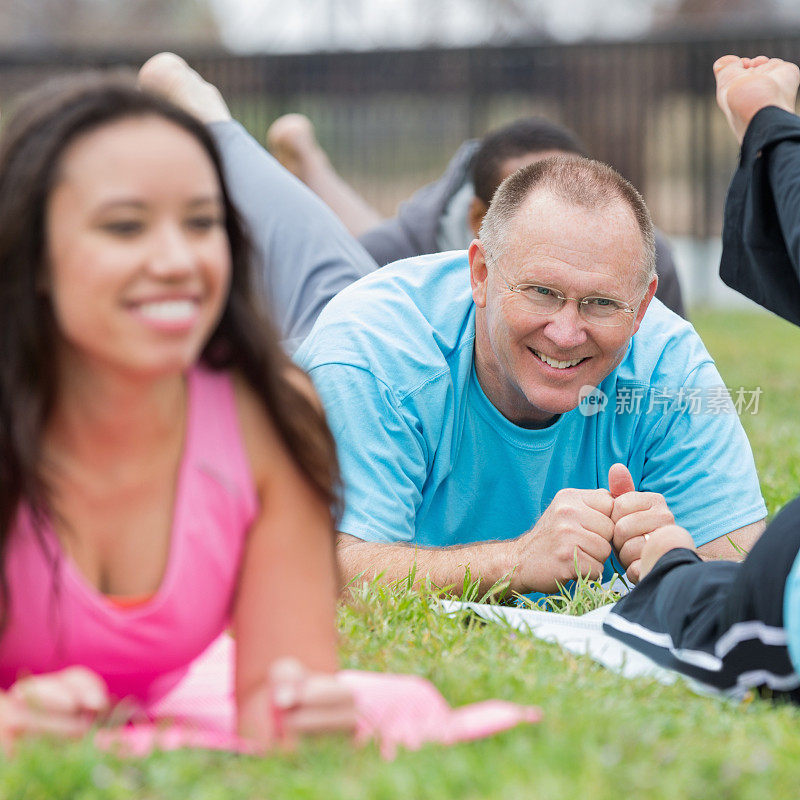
xmin=0 ymin=70 xmax=354 ymax=747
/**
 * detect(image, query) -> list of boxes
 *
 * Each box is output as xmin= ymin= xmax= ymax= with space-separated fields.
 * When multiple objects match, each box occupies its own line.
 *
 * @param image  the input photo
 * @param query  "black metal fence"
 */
xmin=2 ymin=31 xmax=800 ymax=238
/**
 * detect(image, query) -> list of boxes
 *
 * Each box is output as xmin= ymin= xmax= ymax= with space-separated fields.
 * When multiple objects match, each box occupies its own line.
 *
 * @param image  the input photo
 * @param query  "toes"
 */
xmin=267 ymin=114 xmax=315 ymax=147
xmin=138 ymin=52 xmax=189 ymax=91
xmin=137 ymin=52 xmax=230 ymax=124
xmin=713 ymin=54 xmax=741 ymax=74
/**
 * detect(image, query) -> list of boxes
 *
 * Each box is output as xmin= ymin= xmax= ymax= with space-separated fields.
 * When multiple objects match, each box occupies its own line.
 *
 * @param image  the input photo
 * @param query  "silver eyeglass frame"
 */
xmin=503 ymin=280 xmax=640 ymax=327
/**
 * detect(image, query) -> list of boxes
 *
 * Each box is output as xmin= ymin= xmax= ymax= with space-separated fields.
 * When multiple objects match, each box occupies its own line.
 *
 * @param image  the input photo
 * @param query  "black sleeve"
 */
xmin=603 ymin=542 xmax=800 ymax=698
xmin=720 ymin=106 xmax=800 ymax=325
xmin=603 ymin=548 xmax=728 ymax=655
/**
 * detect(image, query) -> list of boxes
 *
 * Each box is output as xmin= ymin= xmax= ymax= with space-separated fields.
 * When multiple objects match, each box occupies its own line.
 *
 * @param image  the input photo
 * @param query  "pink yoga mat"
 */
xmin=96 ymin=634 xmax=541 ymax=759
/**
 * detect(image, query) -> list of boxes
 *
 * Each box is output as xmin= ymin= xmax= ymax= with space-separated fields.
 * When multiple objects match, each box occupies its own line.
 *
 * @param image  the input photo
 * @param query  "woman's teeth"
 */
xmin=137 ymin=300 xmax=197 ymax=321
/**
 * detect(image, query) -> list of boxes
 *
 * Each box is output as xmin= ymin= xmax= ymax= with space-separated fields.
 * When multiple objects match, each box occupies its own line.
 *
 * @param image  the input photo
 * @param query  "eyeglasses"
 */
xmin=504 ymin=281 xmax=639 ymax=328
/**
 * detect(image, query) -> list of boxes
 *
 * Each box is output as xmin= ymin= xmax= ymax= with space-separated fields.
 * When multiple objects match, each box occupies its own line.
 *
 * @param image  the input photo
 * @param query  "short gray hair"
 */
xmin=479 ymin=155 xmax=656 ymax=287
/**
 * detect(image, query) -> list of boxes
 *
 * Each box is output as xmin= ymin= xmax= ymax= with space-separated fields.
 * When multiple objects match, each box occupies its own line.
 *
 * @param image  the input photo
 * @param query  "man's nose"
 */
xmin=147 ymin=223 xmax=196 ymax=277
xmin=541 ymin=300 xmax=589 ymax=349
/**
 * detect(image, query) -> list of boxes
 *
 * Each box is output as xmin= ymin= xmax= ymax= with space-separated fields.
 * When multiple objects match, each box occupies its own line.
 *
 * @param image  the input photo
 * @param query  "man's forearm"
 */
xmin=336 ymin=533 xmax=516 ymax=596
xmin=696 ymin=519 xmax=766 ymax=561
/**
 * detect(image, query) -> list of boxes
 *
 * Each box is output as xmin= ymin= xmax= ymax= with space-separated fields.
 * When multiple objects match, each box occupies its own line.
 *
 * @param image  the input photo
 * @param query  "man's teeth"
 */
xmin=137 ymin=300 xmax=197 ymax=321
xmin=533 ymin=349 xmax=583 ymax=369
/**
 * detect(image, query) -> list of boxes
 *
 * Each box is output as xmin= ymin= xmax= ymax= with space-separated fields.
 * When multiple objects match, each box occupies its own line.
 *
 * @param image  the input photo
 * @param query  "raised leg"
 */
xmin=267 ymin=113 xmax=384 ymax=238
xmin=139 ymin=53 xmax=377 ymax=352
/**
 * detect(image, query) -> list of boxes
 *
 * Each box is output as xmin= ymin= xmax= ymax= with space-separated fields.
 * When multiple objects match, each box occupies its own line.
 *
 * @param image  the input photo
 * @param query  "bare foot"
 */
xmin=138 ymin=52 xmax=230 ymax=125
xmin=267 ymin=112 xmax=383 ymax=235
xmin=266 ymin=113 xmax=328 ymax=181
xmin=714 ymin=54 xmax=800 ymax=143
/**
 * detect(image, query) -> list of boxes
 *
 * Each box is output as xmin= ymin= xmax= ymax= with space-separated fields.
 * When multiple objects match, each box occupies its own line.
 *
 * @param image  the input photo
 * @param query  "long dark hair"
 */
xmin=0 ymin=72 xmax=341 ymax=629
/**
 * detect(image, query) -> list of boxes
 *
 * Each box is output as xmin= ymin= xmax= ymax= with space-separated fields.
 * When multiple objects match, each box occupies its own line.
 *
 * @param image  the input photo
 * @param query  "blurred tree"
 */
xmin=0 ymin=0 xmax=220 ymax=48
xmin=478 ymin=0 xmax=547 ymax=40
xmin=214 ymin=0 xmax=549 ymax=52
xmin=654 ymin=0 xmax=800 ymax=30
xmin=674 ymin=0 xmax=778 ymax=19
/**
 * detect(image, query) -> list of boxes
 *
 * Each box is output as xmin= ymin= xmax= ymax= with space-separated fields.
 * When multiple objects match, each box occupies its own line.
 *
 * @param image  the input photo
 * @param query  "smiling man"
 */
xmin=296 ymin=155 xmax=766 ymax=596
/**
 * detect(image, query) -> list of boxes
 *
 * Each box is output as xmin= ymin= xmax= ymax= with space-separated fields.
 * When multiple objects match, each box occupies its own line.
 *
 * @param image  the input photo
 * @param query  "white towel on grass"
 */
xmin=438 ymin=600 xmax=720 ymax=696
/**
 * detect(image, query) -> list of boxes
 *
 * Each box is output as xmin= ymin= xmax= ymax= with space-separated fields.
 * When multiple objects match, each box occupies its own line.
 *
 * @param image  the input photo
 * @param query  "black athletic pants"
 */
xmin=603 ymin=496 xmax=800 ymax=701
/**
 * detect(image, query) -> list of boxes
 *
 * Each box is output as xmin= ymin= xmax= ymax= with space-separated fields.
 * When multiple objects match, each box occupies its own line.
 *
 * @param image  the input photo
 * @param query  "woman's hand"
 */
xmin=639 ymin=524 xmax=697 ymax=580
xmin=1 ymin=667 xmax=110 ymax=750
xmin=238 ymin=658 xmax=356 ymax=749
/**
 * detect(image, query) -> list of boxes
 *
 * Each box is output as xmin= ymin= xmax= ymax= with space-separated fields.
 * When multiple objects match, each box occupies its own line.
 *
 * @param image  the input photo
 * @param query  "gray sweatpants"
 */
xmin=209 ymin=121 xmax=378 ymax=355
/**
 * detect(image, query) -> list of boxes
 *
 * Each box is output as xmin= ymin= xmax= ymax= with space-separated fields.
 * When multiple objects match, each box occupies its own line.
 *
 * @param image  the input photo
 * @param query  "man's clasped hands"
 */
xmin=507 ymin=463 xmax=680 ymax=594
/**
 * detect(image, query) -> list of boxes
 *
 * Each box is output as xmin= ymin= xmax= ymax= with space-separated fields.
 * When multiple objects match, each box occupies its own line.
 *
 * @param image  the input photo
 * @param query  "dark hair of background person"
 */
xmin=0 ymin=73 xmax=341 ymax=632
xmin=471 ymin=117 xmax=588 ymax=205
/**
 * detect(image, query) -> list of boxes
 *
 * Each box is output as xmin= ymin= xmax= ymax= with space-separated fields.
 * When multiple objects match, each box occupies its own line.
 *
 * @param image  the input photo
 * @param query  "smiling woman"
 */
xmin=0 ymin=73 xmax=354 ymax=747
xmin=46 ymin=115 xmax=231 ymax=377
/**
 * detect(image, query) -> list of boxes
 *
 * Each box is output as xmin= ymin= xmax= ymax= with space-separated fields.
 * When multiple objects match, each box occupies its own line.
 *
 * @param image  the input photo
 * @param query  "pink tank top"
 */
xmin=0 ymin=367 xmax=258 ymax=704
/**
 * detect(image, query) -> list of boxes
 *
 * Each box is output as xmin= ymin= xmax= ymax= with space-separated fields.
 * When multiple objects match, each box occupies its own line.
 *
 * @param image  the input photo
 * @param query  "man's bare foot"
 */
xmin=714 ymin=54 xmax=800 ymax=144
xmin=138 ymin=52 xmax=230 ymax=125
xmin=266 ymin=113 xmax=329 ymax=181
xmin=267 ymin=113 xmax=383 ymax=235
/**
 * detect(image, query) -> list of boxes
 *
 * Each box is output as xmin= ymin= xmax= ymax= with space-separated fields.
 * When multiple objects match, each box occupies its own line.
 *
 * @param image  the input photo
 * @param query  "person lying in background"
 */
xmin=603 ymin=54 xmax=800 ymax=700
xmin=267 ymin=113 xmax=686 ymax=317
xmin=0 ymin=71 xmax=355 ymax=747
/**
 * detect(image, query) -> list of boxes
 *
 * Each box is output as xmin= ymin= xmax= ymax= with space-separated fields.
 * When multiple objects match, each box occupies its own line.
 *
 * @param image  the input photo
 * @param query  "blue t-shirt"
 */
xmin=296 ymin=251 xmax=766 ymax=579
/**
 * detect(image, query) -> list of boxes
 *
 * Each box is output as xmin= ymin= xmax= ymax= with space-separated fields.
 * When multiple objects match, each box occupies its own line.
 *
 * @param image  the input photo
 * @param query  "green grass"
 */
xmin=3 ymin=310 xmax=800 ymax=799
xmin=691 ymin=308 xmax=800 ymax=518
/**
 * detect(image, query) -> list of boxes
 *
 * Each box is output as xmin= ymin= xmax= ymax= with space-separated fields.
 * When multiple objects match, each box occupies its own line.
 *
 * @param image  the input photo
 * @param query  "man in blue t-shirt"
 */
xmin=296 ymin=155 xmax=767 ymax=597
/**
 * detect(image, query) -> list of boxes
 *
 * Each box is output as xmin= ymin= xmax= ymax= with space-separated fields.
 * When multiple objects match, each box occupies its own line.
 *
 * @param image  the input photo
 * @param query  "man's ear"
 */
xmin=469 ymin=239 xmax=489 ymax=308
xmin=632 ymin=274 xmax=658 ymax=335
xmin=467 ymin=196 xmax=488 ymax=237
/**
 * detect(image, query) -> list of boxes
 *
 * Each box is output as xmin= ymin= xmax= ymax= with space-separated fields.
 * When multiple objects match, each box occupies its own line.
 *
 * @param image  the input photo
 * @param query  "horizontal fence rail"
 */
xmin=1 ymin=32 xmax=799 ymax=240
